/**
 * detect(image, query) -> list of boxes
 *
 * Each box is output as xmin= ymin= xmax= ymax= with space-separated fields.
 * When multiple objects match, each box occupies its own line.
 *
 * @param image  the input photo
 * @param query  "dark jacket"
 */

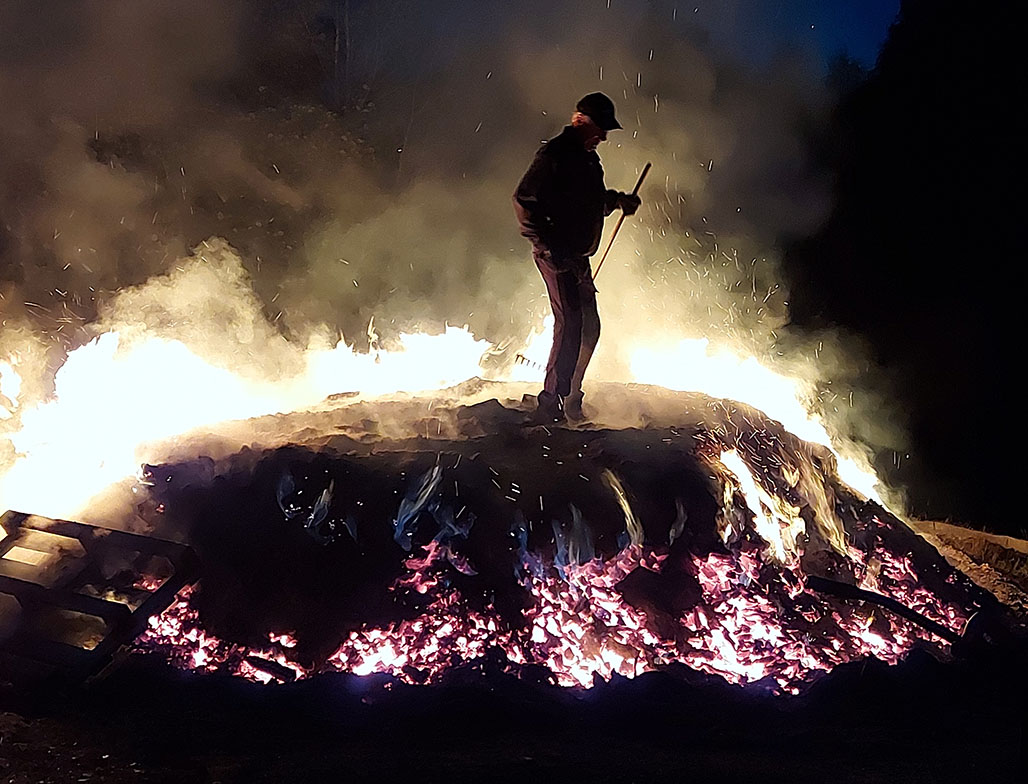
xmin=514 ymin=126 xmax=619 ymax=260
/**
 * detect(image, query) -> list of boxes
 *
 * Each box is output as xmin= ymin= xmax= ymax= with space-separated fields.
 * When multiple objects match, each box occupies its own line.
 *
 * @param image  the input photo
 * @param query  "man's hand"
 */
xmin=617 ymin=192 xmax=641 ymax=216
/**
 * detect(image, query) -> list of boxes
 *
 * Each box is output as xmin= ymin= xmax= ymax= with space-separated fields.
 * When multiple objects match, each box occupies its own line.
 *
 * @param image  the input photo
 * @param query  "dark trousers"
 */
xmin=534 ymin=249 xmax=600 ymax=399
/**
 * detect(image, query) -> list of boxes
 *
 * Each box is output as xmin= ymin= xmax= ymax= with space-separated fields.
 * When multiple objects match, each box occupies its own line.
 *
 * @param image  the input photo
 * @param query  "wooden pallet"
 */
xmin=0 ymin=510 xmax=198 ymax=686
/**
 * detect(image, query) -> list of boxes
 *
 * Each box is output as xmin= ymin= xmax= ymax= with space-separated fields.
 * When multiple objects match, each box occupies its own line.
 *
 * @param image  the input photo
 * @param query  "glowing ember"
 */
xmin=136 ymin=491 xmax=969 ymax=694
xmin=138 ymin=586 xmax=308 ymax=684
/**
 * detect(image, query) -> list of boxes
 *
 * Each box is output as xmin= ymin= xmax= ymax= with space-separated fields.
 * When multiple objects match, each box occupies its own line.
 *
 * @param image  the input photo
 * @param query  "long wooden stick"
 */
xmin=806 ymin=575 xmax=963 ymax=644
xmin=593 ymin=162 xmax=651 ymax=280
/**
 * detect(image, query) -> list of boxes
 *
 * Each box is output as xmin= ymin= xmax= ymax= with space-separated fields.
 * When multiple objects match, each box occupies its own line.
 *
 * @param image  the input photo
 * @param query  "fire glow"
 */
xmin=2 ymin=289 xmax=959 ymax=695
xmin=0 ymin=322 xmax=879 ymax=521
xmin=0 ymin=326 xmax=491 ymax=519
xmin=135 ymin=484 xmax=968 ymax=694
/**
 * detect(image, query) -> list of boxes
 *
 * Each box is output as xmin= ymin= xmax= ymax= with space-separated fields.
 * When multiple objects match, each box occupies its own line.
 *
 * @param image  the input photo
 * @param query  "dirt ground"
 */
xmin=2 ymin=644 xmax=1025 ymax=784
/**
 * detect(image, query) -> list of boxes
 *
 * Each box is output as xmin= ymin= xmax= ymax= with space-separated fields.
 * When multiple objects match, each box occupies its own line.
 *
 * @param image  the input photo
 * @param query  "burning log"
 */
xmin=805 ymin=574 xmax=963 ymax=645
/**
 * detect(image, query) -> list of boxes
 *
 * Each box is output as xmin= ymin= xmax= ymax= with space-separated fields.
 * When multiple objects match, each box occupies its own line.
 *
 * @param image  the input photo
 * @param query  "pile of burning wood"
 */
xmin=2 ymin=384 xmax=1023 ymax=693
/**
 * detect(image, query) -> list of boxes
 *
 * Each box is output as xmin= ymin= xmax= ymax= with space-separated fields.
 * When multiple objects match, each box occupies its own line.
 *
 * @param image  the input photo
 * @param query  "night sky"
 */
xmin=672 ymin=0 xmax=901 ymax=66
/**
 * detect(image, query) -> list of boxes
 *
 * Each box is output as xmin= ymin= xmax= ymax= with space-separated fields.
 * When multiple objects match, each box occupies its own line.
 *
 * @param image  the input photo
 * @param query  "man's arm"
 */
xmin=604 ymin=188 xmax=620 ymax=217
xmin=514 ymin=149 xmax=558 ymax=246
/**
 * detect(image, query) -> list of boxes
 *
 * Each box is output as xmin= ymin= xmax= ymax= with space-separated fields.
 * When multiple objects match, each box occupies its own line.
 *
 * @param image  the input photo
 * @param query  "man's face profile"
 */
xmin=581 ymin=117 xmax=607 ymax=151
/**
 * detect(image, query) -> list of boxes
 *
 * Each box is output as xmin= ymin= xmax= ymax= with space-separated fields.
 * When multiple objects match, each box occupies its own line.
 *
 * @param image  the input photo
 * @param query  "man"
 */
xmin=514 ymin=92 xmax=641 ymax=423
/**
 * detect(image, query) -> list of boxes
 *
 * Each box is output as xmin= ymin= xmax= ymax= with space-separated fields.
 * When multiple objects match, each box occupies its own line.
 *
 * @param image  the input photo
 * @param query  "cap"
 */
xmin=576 ymin=92 xmax=622 ymax=131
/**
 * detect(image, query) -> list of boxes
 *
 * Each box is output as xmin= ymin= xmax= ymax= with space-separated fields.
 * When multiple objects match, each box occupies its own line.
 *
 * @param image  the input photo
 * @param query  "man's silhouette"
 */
xmin=514 ymin=92 xmax=640 ymax=422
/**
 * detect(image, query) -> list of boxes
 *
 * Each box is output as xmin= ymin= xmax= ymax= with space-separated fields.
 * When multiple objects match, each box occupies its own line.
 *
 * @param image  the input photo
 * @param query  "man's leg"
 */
xmin=567 ymin=266 xmax=600 ymax=416
xmin=535 ymin=252 xmax=584 ymax=401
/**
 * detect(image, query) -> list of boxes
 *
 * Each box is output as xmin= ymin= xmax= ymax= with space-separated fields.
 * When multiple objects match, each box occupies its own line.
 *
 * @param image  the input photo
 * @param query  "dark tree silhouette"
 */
xmin=785 ymin=0 xmax=1022 ymax=533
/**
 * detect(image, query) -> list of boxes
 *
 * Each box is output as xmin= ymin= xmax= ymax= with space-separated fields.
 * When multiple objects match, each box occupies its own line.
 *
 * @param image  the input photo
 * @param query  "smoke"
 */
xmin=273 ymin=0 xmax=839 ymax=363
xmin=96 ymin=237 xmax=305 ymax=382
xmin=0 ymin=1 xmax=241 ymax=293
xmin=0 ymin=1 xmax=908 ymax=510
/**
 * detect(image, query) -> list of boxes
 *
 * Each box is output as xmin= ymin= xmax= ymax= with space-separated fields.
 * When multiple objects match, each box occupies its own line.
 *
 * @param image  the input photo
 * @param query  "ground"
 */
xmin=2 ymin=646 xmax=1025 ymax=783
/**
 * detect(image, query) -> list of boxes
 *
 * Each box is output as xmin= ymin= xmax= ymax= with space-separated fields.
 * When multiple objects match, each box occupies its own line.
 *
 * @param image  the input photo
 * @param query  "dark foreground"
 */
xmin=2 ymin=643 xmax=1025 ymax=784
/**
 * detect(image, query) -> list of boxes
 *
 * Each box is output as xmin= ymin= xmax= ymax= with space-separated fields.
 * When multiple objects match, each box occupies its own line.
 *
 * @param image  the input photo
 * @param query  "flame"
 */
xmin=629 ymin=338 xmax=880 ymax=501
xmin=0 ymin=359 xmax=21 ymax=420
xmin=0 ymin=304 xmax=892 ymax=527
xmin=0 ymin=327 xmax=490 ymax=519
xmin=305 ymin=325 xmax=492 ymax=399
xmin=507 ymin=316 xmax=554 ymax=382
xmin=2 ymin=333 xmax=283 ymax=517
xmin=716 ymin=449 xmax=805 ymax=563
xmin=2 ymin=320 xmax=881 ymax=524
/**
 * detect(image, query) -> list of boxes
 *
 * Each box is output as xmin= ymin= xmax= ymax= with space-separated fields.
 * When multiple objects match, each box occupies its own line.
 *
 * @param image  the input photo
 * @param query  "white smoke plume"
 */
xmin=0 ymin=1 xmax=909 ymax=514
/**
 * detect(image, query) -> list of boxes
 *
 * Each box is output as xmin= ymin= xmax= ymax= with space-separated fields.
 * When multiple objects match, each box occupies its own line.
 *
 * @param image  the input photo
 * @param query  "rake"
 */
xmin=593 ymin=161 xmax=651 ymax=279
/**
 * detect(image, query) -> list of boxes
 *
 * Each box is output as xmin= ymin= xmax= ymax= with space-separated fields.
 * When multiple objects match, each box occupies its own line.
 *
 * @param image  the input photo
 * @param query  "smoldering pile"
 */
xmin=130 ymin=382 xmax=999 ymax=693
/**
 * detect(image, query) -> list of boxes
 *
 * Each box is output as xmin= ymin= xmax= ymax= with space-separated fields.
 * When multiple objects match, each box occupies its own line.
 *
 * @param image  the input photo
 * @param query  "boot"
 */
xmin=564 ymin=392 xmax=587 ymax=423
xmin=531 ymin=391 xmax=565 ymax=424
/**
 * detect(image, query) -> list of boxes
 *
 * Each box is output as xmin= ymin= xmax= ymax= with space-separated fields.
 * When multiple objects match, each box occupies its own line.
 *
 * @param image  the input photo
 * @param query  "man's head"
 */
xmin=572 ymin=92 xmax=621 ymax=151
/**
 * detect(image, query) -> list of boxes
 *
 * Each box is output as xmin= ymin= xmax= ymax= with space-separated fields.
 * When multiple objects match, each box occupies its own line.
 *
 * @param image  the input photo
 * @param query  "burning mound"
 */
xmin=131 ymin=381 xmax=992 ymax=694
